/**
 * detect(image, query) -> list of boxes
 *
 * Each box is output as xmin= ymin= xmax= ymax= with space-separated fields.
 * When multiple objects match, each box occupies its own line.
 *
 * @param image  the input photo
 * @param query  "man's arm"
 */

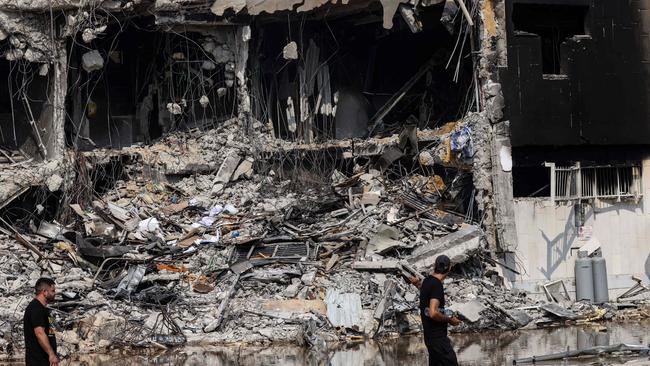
xmin=428 ymin=299 xmax=461 ymax=326
xmin=409 ymin=276 xmax=422 ymax=289
xmin=34 ymin=327 xmax=58 ymax=366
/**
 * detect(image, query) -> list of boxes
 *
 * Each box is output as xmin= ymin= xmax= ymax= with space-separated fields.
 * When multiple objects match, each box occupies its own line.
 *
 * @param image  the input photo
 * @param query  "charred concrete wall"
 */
xmin=501 ymin=0 xmax=650 ymax=147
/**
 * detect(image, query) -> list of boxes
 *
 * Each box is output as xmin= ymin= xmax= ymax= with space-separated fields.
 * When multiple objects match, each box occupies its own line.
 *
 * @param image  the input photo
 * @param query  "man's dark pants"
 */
xmin=425 ymin=335 xmax=458 ymax=366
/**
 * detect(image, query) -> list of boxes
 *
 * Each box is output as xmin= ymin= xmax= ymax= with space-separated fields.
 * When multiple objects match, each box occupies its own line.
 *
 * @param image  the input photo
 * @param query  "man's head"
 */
xmin=35 ymin=277 xmax=56 ymax=302
xmin=433 ymin=255 xmax=451 ymax=275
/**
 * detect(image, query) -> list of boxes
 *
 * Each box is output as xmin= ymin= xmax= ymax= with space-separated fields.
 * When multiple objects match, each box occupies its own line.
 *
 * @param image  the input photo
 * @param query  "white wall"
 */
xmin=510 ymin=197 xmax=650 ymax=299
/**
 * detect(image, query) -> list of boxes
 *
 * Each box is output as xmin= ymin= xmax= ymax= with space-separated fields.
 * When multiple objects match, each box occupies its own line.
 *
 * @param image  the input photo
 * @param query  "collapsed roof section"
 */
xmin=208 ymin=0 xmax=447 ymax=30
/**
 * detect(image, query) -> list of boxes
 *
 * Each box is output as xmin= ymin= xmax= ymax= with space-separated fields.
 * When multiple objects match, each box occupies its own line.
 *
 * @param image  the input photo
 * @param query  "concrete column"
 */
xmin=235 ymin=25 xmax=251 ymax=122
xmin=474 ymin=0 xmax=518 ymax=251
xmin=51 ymin=40 xmax=67 ymax=160
xmin=642 ymin=159 xmax=650 ymax=214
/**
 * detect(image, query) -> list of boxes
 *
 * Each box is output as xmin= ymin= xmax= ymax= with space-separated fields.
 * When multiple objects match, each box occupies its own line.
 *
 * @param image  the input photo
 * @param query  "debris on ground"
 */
xmin=1 ymin=122 xmax=647 ymax=361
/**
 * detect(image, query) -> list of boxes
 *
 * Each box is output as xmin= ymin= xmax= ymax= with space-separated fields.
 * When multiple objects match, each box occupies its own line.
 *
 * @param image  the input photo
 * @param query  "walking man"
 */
xmin=23 ymin=278 xmax=58 ymax=366
xmin=413 ymin=255 xmax=461 ymax=366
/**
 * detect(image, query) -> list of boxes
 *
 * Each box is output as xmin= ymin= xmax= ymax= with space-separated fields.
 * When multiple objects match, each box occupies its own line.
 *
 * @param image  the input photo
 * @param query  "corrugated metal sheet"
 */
xmin=325 ymin=289 xmax=362 ymax=329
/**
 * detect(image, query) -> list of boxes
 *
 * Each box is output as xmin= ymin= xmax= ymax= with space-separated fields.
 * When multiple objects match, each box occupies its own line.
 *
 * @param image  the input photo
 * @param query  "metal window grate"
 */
xmin=232 ymin=242 xmax=310 ymax=262
xmin=545 ymin=162 xmax=642 ymax=202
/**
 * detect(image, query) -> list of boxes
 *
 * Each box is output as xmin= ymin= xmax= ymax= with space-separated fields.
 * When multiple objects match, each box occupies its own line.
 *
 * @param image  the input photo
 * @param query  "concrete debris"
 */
xmin=81 ymin=25 xmax=107 ymax=43
xmin=448 ymin=299 xmax=485 ymax=323
xmin=38 ymin=63 xmax=49 ymax=76
xmin=199 ymin=95 xmax=210 ymax=107
xmin=283 ymin=41 xmax=298 ymax=60
xmin=82 ymin=50 xmax=104 ymax=72
xmin=399 ymin=4 xmax=422 ymax=33
xmin=540 ymin=303 xmax=578 ymax=320
xmin=47 ymin=173 xmax=63 ymax=192
xmin=300 ymin=271 xmax=316 ymax=286
xmin=282 ymin=280 xmax=302 ymax=298
xmin=361 ymin=191 xmax=381 ymax=206
xmin=231 ymin=157 xmax=254 ymax=181
xmin=507 ymin=309 xmax=532 ymax=327
xmin=408 ymin=225 xmax=482 ymax=269
xmin=352 ymin=260 xmax=401 ymax=271
xmin=367 ymin=225 xmax=409 ymax=255
xmin=214 ymin=153 xmax=241 ymax=184
xmin=166 ymin=102 xmax=182 ymax=115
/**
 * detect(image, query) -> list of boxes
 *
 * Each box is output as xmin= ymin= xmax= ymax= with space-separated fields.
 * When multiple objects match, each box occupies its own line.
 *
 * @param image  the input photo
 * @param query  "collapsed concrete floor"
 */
xmin=1 ymin=115 xmax=649 ymax=362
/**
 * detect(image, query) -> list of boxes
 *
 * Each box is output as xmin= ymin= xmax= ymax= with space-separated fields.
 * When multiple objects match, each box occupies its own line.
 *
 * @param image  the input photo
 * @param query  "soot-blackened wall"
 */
xmin=500 ymin=0 xmax=650 ymax=147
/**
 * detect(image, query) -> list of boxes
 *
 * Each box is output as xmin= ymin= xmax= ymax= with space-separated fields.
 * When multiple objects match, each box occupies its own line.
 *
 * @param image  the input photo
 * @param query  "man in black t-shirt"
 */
xmin=412 ymin=255 xmax=461 ymax=366
xmin=23 ymin=277 xmax=58 ymax=366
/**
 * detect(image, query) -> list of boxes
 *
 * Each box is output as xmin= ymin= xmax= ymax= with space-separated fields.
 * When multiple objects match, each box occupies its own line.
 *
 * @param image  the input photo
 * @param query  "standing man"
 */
xmin=412 ymin=255 xmax=461 ymax=366
xmin=23 ymin=277 xmax=58 ymax=366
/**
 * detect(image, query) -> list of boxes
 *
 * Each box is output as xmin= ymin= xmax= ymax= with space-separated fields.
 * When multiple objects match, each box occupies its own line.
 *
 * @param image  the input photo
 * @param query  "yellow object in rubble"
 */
xmin=86 ymin=100 xmax=97 ymax=118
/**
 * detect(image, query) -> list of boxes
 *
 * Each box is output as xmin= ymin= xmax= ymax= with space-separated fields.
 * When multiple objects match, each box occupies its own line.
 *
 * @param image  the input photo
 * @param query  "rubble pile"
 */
xmin=0 ymin=119 xmax=648 ymax=361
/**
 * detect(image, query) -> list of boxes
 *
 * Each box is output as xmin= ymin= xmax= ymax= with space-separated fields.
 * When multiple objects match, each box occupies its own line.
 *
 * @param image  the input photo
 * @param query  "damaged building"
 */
xmin=501 ymin=0 xmax=650 ymax=297
xmin=0 ymin=0 xmax=649 ymax=360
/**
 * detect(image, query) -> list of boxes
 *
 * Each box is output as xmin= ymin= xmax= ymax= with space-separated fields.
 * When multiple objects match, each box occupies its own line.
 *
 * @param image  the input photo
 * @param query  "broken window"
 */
xmin=512 ymin=3 xmax=588 ymax=75
xmin=545 ymin=162 xmax=642 ymax=203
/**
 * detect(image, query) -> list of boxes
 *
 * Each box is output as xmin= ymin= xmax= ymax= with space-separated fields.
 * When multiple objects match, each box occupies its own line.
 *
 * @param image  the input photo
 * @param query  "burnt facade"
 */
xmin=502 ymin=0 xmax=650 ymax=147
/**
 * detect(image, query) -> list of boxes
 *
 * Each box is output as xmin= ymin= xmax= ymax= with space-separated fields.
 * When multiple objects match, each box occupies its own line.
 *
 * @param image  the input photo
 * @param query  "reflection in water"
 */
xmin=60 ymin=321 xmax=650 ymax=366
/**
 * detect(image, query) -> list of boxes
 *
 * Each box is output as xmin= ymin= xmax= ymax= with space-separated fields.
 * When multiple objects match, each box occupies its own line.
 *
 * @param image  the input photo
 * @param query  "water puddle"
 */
xmin=8 ymin=321 xmax=650 ymax=365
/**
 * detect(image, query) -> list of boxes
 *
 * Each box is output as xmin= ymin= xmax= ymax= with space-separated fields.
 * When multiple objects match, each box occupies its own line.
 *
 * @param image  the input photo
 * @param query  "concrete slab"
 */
xmin=408 ymin=225 xmax=482 ymax=269
xmin=214 ymin=154 xmax=241 ymax=184
xmin=352 ymin=260 xmax=401 ymax=271
xmin=540 ymin=303 xmax=578 ymax=320
xmin=301 ymin=271 xmax=316 ymax=285
xmin=282 ymin=282 xmax=301 ymax=298
xmin=448 ymin=299 xmax=485 ymax=323
xmin=367 ymin=225 xmax=409 ymax=255
xmin=506 ymin=309 xmax=531 ymax=327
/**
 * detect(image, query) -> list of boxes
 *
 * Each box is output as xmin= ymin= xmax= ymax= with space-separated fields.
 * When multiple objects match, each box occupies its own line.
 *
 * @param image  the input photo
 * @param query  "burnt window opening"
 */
xmin=513 ymin=147 xmax=643 ymax=201
xmin=250 ymin=2 xmax=473 ymax=143
xmin=546 ymin=162 xmax=642 ymax=202
xmin=512 ymin=3 xmax=588 ymax=75
xmin=513 ymin=165 xmax=552 ymax=197
xmin=66 ymin=18 xmax=238 ymax=150
xmin=0 ymin=56 xmax=52 ymax=163
xmin=512 ymin=146 xmax=650 ymax=199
